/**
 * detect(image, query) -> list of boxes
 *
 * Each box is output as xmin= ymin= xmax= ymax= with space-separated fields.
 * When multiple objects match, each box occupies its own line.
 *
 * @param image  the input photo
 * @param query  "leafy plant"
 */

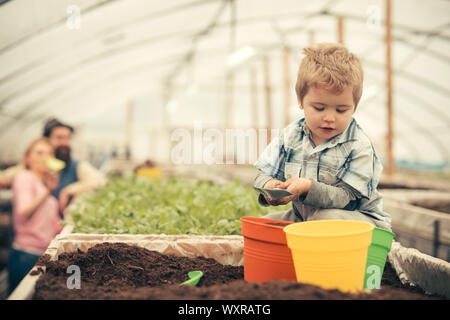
xmin=67 ymin=172 xmax=291 ymax=235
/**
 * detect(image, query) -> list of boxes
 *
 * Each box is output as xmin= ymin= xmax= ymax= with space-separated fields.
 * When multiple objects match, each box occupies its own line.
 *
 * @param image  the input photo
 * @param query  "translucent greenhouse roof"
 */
xmin=0 ymin=0 xmax=449 ymax=168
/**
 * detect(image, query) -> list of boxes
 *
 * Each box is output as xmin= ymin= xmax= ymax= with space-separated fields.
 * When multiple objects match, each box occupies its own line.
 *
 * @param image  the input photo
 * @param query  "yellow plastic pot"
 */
xmin=283 ymin=220 xmax=374 ymax=293
xmin=136 ymin=167 xmax=163 ymax=178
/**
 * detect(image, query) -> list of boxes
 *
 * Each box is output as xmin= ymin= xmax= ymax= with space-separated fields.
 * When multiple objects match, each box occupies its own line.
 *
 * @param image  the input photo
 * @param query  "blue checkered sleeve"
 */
xmin=253 ymin=133 xmax=287 ymax=182
xmin=336 ymin=144 xmax=382 ymax=199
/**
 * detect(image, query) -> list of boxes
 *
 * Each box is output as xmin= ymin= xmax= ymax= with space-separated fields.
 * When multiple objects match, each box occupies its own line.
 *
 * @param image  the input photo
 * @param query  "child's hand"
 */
xmin=43 ymin=171 xmax=59 ymax=193
xmin=263 ymin=179 xmax=285 ymax=190
xmin=283 ymin=178 xmax=312 ymax=197
xmin=263 ymin=179 xmax=297 ymax=206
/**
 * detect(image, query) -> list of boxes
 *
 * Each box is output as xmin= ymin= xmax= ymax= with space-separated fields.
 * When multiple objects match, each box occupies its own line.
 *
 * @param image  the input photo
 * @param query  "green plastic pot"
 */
xmin=363 ymin=227 xmax=395 ymax=290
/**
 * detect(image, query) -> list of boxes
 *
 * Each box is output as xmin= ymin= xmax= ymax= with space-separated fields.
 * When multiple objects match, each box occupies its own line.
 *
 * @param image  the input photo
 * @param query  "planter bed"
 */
xmin=410 ymin=199 xmax=450 ymax=214
xmin=31 ymin=242 xmax=443 ymax=300
xmin=33 ymin=242 xmax=243 ymax=300
xmin=383 ymin=197 xmax=450 ymax=261
xmin=8 ymin=234 xmax=244 ymax=300
xmin=9 ymin=234 xmax=449 ymax=300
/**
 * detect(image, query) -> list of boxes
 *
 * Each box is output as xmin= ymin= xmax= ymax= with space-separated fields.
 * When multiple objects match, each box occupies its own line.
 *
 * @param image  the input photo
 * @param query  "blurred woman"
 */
xmin=7 ymin=138 xmax=62 ymax=295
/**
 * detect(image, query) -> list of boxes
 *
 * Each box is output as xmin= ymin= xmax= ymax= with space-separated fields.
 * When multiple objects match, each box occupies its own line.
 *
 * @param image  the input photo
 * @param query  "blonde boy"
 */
xmin=254 ymin=43 xmax=391 ymax=230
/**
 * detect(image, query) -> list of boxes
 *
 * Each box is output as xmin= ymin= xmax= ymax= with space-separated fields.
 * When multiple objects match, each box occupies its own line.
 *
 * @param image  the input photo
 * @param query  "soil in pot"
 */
xmin=265 ymin=222 xmax=292 ymax=227
xmin=32 ymin=242 xmax=444 ymax=300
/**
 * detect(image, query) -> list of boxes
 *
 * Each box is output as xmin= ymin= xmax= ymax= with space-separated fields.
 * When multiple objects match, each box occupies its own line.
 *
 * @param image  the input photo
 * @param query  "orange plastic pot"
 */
xmin=240 ymin=217 xmax=297 ymax=283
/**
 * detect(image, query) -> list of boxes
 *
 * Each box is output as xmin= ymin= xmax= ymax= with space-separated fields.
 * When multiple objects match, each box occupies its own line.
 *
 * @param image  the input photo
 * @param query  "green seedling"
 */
xmin=180 ymin=271 xmax=203 ymax=286
xmin=68 ymin=174 xmax=291 ymax=234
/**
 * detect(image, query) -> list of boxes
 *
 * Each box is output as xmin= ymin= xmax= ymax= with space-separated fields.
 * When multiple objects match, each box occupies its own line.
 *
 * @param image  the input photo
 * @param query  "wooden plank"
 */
xmin=8 ymin=265 xmax=46 ymax=300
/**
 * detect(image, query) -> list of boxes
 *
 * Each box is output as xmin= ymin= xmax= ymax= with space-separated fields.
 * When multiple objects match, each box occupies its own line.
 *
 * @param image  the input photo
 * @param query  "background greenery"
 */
xmin=67 ymin=172 xmax=291 ymax=235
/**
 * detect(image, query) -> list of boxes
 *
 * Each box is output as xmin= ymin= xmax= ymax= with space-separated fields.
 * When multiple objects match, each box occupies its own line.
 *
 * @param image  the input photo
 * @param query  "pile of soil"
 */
xmin=32 ymin=242 xmax=444 ymax=300
xmin=265 ymin=222 xmax=292 ymax=227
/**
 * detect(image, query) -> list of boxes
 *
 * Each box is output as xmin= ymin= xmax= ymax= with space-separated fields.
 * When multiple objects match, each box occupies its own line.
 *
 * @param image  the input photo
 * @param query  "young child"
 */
xmin=254 ymin=43 xmax=391 ymax=231
xmin=8 ymin=138 xmax=62 ymax=294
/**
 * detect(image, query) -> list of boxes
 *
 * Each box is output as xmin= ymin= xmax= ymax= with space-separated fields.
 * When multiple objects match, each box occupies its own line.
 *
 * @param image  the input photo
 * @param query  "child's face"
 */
xmin=26 ymin=141 xmax=53 ymax=174
xmin=299 ymin=85 xmax=355 ymax=146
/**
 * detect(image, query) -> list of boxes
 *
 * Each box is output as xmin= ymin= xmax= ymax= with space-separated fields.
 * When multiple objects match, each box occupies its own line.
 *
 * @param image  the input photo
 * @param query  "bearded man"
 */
xmin=42 ymin=119 xmax=107 ymax=214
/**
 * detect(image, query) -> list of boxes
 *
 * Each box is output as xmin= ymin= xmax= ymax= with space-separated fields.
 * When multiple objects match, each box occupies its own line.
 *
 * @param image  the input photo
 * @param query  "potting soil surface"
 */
xmin=32 ymin=242 xmax=444 ymax=300
xmin=265 ymin=222 xmax=292 ymax=227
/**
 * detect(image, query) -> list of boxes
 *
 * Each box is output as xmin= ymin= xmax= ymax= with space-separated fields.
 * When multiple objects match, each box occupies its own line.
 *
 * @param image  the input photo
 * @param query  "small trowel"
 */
xmin=180 ymin=271 xmax=203 ymax=286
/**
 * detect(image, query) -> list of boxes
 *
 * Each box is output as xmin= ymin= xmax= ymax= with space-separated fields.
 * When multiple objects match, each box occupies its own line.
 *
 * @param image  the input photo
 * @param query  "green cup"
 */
xmin=363 ymin=227 xmax=395 ymax=290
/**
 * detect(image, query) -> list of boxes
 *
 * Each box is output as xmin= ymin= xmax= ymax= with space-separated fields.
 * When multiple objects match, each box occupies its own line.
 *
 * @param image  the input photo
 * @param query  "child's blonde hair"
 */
xmin=295 ymin=43 xmax=364 ymax=107
xmin=23 ymin=137 xmax=53 ymax=169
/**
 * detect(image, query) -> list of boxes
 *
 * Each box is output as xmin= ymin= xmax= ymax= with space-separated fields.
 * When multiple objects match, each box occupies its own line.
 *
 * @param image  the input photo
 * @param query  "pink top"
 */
xmin=12 ymin=170 xmax=62 ymax=255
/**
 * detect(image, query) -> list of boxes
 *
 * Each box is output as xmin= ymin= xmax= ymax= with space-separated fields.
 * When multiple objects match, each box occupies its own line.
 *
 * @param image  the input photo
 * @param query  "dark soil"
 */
xmin=265 ymin=222 xmax=291 ymax=227
xmin=32 ymin=242 xmax=445 ymax=300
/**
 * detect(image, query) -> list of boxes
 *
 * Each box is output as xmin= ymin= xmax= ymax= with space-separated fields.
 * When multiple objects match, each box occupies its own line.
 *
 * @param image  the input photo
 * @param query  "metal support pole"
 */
xmin=125 ymin=100 xmax=134 ymax=160
xmin=283 ymin=47 xmax=291 ymax=128
xmin=433 ymin=220 xmax=440 ymax=258
xmin=308 ymin=30 xmax=315 ymax=46
xmin=386 ymin=0 xmax=395 ymax=176
xmin=250 ymin=67 xmax=259 ymax=155
xmin=225 ymin=72 xmax=233 ymax=130
xmin=337 ymin=16 xmax=344 ymax=44
xmin=263 ymin=55 xmax=273 ymax=143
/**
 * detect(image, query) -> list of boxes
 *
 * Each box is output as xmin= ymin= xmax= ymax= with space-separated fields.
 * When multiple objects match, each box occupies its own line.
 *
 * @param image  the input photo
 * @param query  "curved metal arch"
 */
xmin=2 ymin=1 xmax=448 ymax=103
xmin=1 ymin=75 xmax=437 ymax=167
xmin=0 ymin=0 xmax=221 ymax=85
xmin=283 ymin=41 xmax=450 ymax=99
xmin=0 ymin=4 xmax=450 ymax=135
xmin=0 ymin=44 xmax=235 ymax=130
xmin=3 ymin=32 xmax=448 ymax=126
xmin=173 ymin=70 xmax=449 ymax=164
xmin=1 ymin=6 xmax=449 ymax=120
xmin=367 ymin=77 xmax=450 ymax=125
xmin=1 ymin=70 xmax=448 ymax=167
xmin=355 ymin=101 xmax=423 ymax=163
xmin=358 ymin=86 xmax=450 ymax=164
xmin=0 ymin=0 xmax=121 ymax=54
xmin=1 ymin=39 xmax=442 ymax=136
xmin=0 ymin=0 xmax=216 ymax=55
xmin=0 ymin=57 xmax=179 ymax=134
xmin=319 ymin=9 xmax=450 ymax=42
xmin=0 ymin=1 xmax=228 ymax=109
xmin=0 ymin=28 xmax=195 ymax=108
xmin=164 ymin=0 xmax=229 ymax=88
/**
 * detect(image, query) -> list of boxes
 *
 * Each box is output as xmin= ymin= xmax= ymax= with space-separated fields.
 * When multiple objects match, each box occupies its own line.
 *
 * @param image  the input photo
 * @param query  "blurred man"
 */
xmin=0 ymin=118 xmax=107 ymax=214
xmin=43 ymin=118 xmax=107 ymax=213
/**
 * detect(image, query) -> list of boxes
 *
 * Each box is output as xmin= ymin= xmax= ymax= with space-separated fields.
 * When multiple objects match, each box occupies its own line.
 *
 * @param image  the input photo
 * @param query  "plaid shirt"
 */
xmin=254 ymin=117 xmax=391 ymax=223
